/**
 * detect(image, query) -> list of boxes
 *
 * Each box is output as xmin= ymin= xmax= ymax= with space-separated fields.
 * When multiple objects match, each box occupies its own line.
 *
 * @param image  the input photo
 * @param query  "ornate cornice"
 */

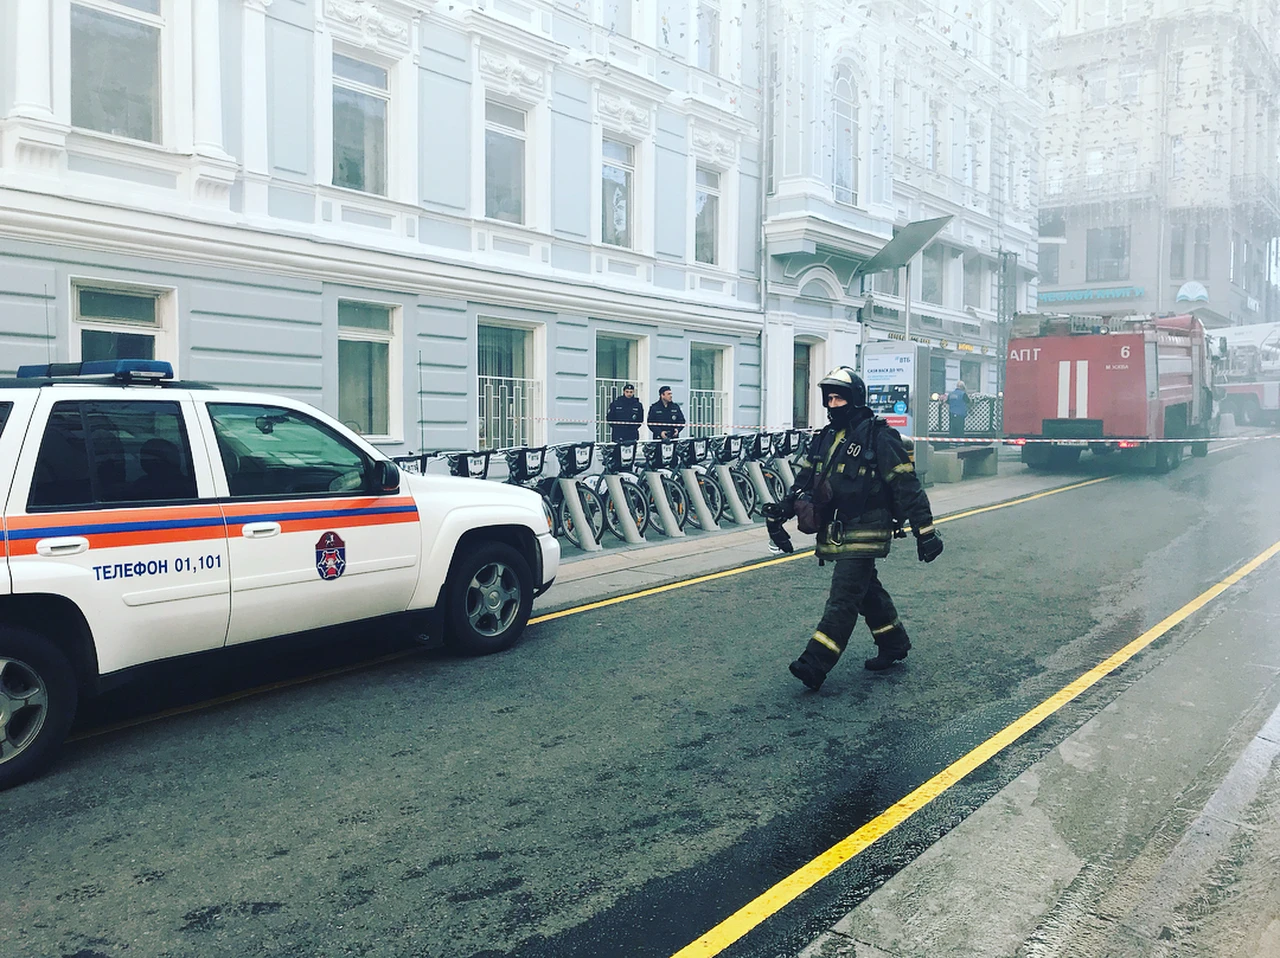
xmin=692 ymin=127 xmax=736 ymax=166
xmin=325 ymin=0 xmax=413 ymax=52
xmin=598 ymin=93 xmax=652 ymax=138
xmin=478 ymin=52 xmax=547 ymax=102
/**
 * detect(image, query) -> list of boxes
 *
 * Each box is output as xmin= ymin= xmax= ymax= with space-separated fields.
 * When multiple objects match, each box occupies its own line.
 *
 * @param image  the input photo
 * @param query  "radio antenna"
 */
xmin=44 ymin=284 xmax=53 ymax=364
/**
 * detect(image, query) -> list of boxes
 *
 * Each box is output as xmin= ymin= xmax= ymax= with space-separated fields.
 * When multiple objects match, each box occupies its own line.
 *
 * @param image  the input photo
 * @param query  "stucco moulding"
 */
xmin=598 ymin=94 xmax=652 ymax=137
xmin=692 ymin=128 xmax=736 ymax=165
xmin=325 ymin=0 xmax=427 ymax=51
xmin=479 ymin=53 xmax=547 ymax=101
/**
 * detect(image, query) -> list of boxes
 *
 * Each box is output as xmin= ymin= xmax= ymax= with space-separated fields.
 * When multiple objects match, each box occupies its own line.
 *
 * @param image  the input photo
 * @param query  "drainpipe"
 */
xmin=758 ymin=0 xmax=773 ymax=427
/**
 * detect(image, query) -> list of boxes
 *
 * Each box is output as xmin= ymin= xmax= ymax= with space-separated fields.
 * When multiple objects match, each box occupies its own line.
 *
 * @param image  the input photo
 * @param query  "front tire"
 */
xmin=0 ymin=626 xmax=79 ymax=790
xmin=558 ymin=485 xmax=606 ymax=549
xmin=445 ymin=543 xmax=534 ymax=656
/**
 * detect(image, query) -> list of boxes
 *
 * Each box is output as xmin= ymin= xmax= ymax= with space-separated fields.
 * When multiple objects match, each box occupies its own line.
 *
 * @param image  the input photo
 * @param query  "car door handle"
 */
xmin=241 ymin=522 xmax=281 ymax=539
xmin=35 ymin=536 xmax=90 ymax=557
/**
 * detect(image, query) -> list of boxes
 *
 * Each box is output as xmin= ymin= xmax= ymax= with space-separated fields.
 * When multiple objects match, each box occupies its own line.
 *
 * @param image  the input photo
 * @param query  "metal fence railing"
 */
xmin=687 ymin=388 xmax=728 ymax=438
xmin=478 ymin=375 xmax=542 ymax=450
xmin=927 ymin=394 xmax=1003 ymax=438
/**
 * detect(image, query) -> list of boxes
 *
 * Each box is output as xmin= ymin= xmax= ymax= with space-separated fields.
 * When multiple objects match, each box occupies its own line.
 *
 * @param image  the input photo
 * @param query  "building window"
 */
xmin=1193 ymin=224 xmax=1211 ymax=280
xmin=695 ymin=168 xmax=720 ymax=266
xmin=1170 ymin=224 xmax=1186 ymax=280
xmin=793 ymin=342 xmax=812 ymax=429
xmin=1171 ymin=135 xmax=1185 ymax=180
xmin=1085 ymin=68 xmax=1107 ymax=107
xmin=689 ymin=344 xmax=727 ymax=438
xmin=1045 ymin=156 xmax=1065 ymax=196
xmin=478 ymin=324 xmax=540 ymax=450
xmin=697 ymin=1 xmax=720 ymax=74
xmin=75 ymin=287 xmax=164 ymax=362
xmin=1039 ymin=244 xmax=1061 ymax=285
xmin=70 ymin=1 xmax=162 ymax=143
xmin=963 ymin=257 xmax=984 ymax=309
xmin=604 ymin=0 xmax=631 ymax=36
xmin=601 ymin=138 xmax=634 ymax=249
xmin=832 ymin=65 xmax=859 ymax=206
xmin=1085 ymin=148 xmax=1105 ymax=190
xmin=332 ymin=53 xmax=388 ymax=196
xmin=1086 ymin=227 xmax=1130 ymax=282
xmin=338 ymin=301 xmax=395 ymax=438
xmin=1119 ymin=65 xmax=1139 ymax=100
xmin=595 ymin=335 xmax=643 ymax=442
xmin=1116 ymin=143 xmax=1139 ymax=190
xmin=921 ymin=244 xmax=945 ymax=305
xmin=485 ymin=101 xmax=526 ymax=225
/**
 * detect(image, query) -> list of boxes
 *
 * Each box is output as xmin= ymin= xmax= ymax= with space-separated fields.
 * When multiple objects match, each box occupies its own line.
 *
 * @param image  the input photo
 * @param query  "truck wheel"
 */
xmin=444 ymin=543 xmax=534 ymax=656
xmin=1191 ymin=441 xmax=1209 ymax=458
xmin=0 ymin=627 xmax=79 ymax=790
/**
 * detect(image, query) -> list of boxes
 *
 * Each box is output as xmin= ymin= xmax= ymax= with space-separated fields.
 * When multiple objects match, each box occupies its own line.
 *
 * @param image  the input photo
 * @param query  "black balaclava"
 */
xmin=822 ymin=385 xmax=870 ymax=429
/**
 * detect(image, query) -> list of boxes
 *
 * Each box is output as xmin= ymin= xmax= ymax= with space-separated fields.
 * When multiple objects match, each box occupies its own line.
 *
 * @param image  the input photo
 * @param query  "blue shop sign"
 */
xmin=1039 ymin=286 xmax=1145 ymax=303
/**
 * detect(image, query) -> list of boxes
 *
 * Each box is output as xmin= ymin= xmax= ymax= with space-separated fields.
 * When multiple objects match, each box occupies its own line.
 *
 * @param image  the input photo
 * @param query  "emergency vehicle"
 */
xmin=1217 ymin=322 xmax=1280 ymax=426
xmin=1003 ymin=313 xmax=1217 ymax=471
xmin=0 ymin=361 xmax=559 ymax=789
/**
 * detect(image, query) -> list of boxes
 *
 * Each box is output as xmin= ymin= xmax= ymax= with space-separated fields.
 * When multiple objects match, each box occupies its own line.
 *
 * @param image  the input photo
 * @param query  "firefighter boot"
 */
xmin=789 ymin=654 xmax=827 ymax=691
xmin=864 ymin=637 xmax=911 ymax=671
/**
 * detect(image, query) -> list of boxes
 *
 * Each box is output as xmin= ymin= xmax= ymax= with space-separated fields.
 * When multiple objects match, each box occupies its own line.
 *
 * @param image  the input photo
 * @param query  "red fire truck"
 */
xmin=1003 ymin=313 xmax=1218 ymax=471
xmin=1217 ymin=322 xmax=1280 ymax=426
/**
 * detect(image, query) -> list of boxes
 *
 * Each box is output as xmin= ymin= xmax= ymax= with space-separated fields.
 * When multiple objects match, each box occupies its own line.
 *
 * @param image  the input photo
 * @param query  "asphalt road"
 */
xmin=4 ymin=439 xmax=1279 ymax=958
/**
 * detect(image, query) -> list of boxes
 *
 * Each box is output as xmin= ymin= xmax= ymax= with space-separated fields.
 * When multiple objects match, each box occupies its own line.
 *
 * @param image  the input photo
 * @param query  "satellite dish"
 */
xmin=1175 ymin=281 xmax=1209 ymax=303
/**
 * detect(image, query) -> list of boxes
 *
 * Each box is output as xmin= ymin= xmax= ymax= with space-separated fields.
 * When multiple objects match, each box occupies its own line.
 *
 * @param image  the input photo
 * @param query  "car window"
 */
xmin=0 ymin=402 xmax=11 ymax=438
xmin=207 ymin=403 xmax=371 ymax=499
xmin=28 ymin=400 xmax=198 ymax=510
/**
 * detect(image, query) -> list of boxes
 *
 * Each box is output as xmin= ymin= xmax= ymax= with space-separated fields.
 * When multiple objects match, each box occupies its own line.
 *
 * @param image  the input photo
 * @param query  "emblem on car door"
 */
xmin=315 ymin=531 xmax=347 ymax=581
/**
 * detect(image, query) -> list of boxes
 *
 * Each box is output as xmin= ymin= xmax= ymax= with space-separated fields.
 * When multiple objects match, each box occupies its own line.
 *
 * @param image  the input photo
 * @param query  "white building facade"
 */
xmin=759 ymin=0 xmax=1059 ymax=429
xmin=1038 ymin=0 xmax=1280 ymax=329
xmin=0 ymin=0 xmax=765 ymax=452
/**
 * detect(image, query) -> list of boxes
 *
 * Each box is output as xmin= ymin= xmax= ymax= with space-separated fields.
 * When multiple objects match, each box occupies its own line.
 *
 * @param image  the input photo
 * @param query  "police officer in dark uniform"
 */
xmin=646 ymin=386 xmax=686 ymax=439
xmin=762 ymin=365 xmax=944 ymax=689
xmin=606 ymin=383 xmax=644 ymax=442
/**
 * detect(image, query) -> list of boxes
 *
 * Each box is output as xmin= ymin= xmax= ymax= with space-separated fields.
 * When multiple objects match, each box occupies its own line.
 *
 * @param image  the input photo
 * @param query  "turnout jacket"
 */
xmin=791 ymin=410 xmax=935 ymax=560
xmin=606 ymin=395 xmax=645 ymax=441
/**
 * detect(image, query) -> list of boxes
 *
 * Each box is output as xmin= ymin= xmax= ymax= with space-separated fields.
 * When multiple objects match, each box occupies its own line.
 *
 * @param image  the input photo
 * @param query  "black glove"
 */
xmin=916 ymin=530 xmax=944 ymax=563
xmin=761 ymin=494 xmax=796 ymax=522
xmin=766 ymin=518 xmax=794 ymax=554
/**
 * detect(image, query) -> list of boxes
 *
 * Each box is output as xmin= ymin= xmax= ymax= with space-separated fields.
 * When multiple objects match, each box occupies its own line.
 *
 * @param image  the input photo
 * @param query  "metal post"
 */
xmin=681 ymin=468 xmax=719 ymax=530
xmin=557 ymin=477 xmax=600 ymax=552
xmin=904 ymin=259 xmax=912 ymax=341
xmin=714 ymin=464 xmax=753 ymax=525
xmin=643 ymin=471 xmax=685 ymax=538
xmin=772 ymin=456 xmax=796 ymax=489
xmin=603 ymin=474 xmax=643 ymax=544
xmin=745 ymin=460 xmax=776 ymax=505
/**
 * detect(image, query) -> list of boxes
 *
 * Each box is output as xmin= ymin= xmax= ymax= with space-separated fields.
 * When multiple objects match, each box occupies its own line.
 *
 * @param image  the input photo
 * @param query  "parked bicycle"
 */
xmin=709 ymin=434 xmax=754 ymax=517
xmin=584 ymin=441 xmax=651 ymax=540
xmin=673 ymin=436 xmax=726 ymax=529
xmin=549 ymin=441 xmax=606 ymax=549
xmin=746 ymin=432 xmax=788 ymax=505
xmin=499 ymin=445 xmax=558 ymax=536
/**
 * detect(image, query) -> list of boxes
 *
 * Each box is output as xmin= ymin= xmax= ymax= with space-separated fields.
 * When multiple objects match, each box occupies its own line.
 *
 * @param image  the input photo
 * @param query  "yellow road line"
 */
xmin=669 ymin=538 xmax=1280 ymax=958
xmin=70 ymin=477 xmax=1114 ymax=741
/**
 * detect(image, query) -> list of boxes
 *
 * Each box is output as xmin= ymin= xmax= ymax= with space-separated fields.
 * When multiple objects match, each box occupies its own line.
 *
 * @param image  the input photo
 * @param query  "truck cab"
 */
xmin=0 ymin=360 xmax=558 ymax=789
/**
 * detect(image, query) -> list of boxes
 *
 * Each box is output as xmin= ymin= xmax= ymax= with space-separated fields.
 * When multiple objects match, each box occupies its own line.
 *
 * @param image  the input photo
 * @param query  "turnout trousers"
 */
xmin=799 ymin=556 xmax=910 ymax=674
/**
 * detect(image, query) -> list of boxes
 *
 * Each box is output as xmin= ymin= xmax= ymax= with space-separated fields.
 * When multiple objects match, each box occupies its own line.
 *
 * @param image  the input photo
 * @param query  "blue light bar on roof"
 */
xmin=16 ymin=360 xmax=175 ymax=381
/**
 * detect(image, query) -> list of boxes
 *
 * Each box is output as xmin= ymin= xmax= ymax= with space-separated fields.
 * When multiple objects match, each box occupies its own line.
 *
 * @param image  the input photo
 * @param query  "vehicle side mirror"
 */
xmin=371 ymin=459 xmax=400 ymax=494
xmin=1213 ymin=386 xmax=1227 ymax=401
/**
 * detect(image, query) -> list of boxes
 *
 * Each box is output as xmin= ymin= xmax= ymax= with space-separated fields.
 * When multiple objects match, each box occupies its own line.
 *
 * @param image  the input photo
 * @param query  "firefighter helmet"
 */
xmin=818 ymin=365 xmax=867 ymax=408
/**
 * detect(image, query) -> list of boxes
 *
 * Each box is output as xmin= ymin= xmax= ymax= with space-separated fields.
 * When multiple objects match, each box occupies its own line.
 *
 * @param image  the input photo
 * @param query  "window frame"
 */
xmin=831 ymin=64 xmax=860 ymax=207
xmin=70 ymin=280 xmax=176 ymax=368
xmin=330 ymin=49 xmax=391 ymax=197
xmin=694 ymin=166 xmax=721 ymax=266
xmin=483 ymin=99 xmax=529 ymax=226
xmin=68 ymin=0 xmax=166 ymax=146
xmin=696 ymin=0 xmax=721 ymax=75
xmin=1085 ymin=226 xmax=1131 ymax=283
xmin=336 ymin=299 xmax=401 ymax=443
xmin=477 ymin=319 xmax=545 ymax=450
xmin=601 ymin=136 xmax=637 ymax=250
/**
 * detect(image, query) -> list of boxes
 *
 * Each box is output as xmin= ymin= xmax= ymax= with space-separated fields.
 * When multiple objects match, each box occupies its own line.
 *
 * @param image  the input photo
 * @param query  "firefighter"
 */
xmin=762 ymin=365 xmax=944 ymax=689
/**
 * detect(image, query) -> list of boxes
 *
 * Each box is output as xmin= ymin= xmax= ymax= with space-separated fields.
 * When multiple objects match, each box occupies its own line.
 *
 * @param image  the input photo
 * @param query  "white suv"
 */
xmin=0 ymin=360 xmax=558 ymax=788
